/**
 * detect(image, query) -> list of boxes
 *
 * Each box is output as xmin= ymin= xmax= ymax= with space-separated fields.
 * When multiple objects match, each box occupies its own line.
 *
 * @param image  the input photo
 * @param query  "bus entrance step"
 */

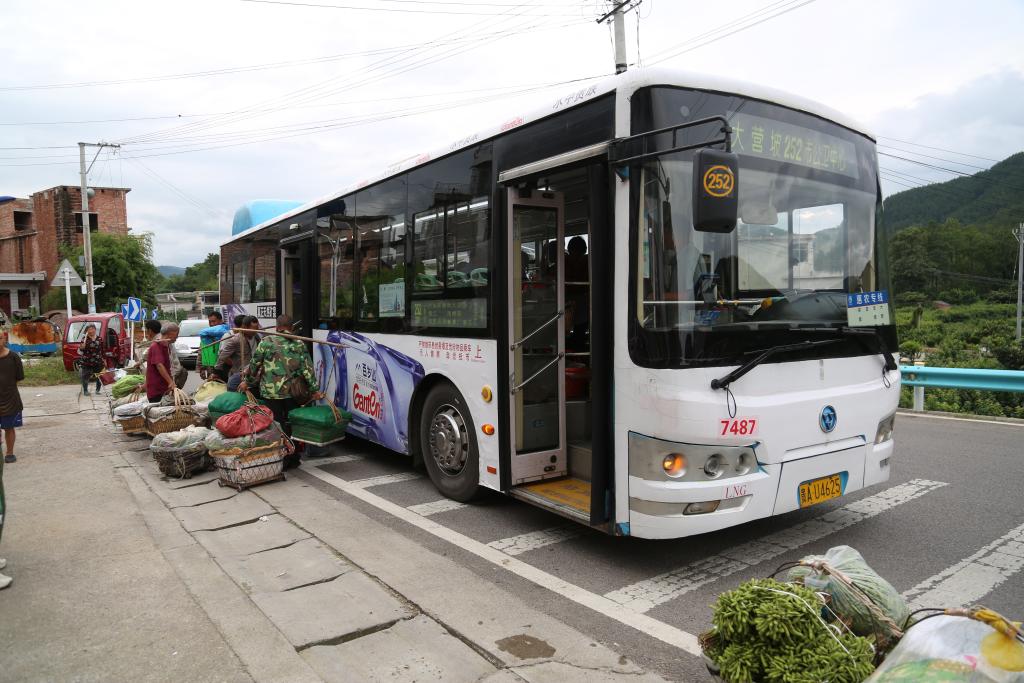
xmin=511 ymin=477 xmax=590 ymax=522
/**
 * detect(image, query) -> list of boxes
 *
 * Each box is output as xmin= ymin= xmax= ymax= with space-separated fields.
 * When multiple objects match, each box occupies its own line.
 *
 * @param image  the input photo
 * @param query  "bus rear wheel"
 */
xmin=420 ymin=383 xmax=479 ymax=502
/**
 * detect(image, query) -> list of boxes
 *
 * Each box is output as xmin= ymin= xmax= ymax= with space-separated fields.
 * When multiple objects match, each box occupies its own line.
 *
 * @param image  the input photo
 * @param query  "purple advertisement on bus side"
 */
xmin=316 ymin=331 xmax=425 ymax=454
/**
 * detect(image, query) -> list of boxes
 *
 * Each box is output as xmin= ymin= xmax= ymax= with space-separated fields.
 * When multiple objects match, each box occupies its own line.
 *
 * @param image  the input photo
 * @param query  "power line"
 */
xmin=877 ymin=135 xmax=1000 ymax=163
xmin=238 ymin=0 xmax=584 ymax=16
xmin=116 ymin=9 xmax=581 ymax=145
xmin=878 ymin=144 xmax=989 ymax=171
xmin=0 ymin=74 xmax=604 ymax=167
xmin=645 ymin=0 xmax=818 ymax=66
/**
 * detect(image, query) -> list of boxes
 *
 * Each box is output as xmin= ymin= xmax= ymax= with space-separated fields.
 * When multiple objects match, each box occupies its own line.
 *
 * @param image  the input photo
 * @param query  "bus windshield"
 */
xmin=631 ymin=87 xmax=893 ymax=368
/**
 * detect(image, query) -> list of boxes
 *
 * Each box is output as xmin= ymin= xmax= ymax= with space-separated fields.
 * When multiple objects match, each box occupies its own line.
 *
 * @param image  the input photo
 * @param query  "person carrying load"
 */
xmin=238 ymin=314 xmax=323 ymax=468
xmin=197 ymin=311 xmax=229 ymax=379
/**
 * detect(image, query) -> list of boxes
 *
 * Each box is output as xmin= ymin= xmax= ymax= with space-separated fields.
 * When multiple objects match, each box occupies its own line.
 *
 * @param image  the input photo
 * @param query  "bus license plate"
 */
xmin=798 ymin=474 xmax=842 ymax=508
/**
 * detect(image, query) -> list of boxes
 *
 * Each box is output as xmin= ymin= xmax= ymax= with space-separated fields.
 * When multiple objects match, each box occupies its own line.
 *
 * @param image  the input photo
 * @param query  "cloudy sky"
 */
xmin=2 ymin=0 xmax=1023 ymax=266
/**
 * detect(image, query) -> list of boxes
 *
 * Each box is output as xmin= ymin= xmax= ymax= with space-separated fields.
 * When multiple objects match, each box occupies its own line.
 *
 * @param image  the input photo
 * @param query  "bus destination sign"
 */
xmin=729 ymin=112 xmax=859 ymax=179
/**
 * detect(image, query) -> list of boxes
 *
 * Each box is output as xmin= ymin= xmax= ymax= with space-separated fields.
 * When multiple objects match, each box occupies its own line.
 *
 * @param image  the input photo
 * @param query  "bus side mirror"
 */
xmin=692 ymin=149 xmax=739 ymax=233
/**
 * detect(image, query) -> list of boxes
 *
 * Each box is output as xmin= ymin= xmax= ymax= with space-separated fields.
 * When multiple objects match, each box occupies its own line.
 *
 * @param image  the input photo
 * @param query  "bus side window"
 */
xmin=355 ymin=178 xmax=408 ymax=332
xmin=318 ymin=207 xmax=355 ymax=330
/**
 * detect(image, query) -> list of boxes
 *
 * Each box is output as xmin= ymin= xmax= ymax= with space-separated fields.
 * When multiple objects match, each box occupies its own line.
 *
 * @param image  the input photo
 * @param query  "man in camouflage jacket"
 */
xmin=239 ymin=315 xmax=322 ymax=466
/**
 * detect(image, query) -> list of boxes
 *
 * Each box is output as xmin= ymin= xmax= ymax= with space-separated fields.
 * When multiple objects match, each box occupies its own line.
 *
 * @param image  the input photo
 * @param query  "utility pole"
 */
xmin=597 ymin=1 xmax=641 ymax=74
xmin=78 ymin=141 xmax=120 ymax=314
xmin=1014 ymin=222 xmax=1023 ymax=341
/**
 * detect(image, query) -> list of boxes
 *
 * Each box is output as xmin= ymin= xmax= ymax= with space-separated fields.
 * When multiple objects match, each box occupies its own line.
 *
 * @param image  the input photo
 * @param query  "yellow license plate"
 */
xmin=798 ymin=474 xmax=843 ymax=508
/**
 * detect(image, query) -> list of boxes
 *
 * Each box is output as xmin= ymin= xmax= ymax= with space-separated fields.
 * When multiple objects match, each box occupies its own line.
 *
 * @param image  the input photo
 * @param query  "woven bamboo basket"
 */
xmin=152 ymin=445 xmax=210 ymax=479
xmin=115 ymin=413 xmax=148 ymax=435
xmin=109 ymin=387 xmax=144 ymax=417
xmin=209 ymin=441 xmax=290 ymax=491
xmin=146 ymin=388 xmax=206 ymax=436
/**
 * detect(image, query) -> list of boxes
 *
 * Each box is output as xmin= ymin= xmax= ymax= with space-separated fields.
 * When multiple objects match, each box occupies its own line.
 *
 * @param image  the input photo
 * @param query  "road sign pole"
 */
xmin=129 ymin=320 xmax=134 ymax=362
xmin=1014 ymin=223 xmax=1023 ymax=342
xmin=63 ymin=268 xmax=73 ymax=320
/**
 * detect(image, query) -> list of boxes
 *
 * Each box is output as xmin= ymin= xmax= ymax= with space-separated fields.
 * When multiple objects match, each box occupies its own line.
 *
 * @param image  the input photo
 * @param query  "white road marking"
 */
xmin=302 ymin=467 xmax=703 ymax=656
xmin=407 ymin=498 xmax=468 ymax=516
xmin=902 ymin=521 xmax=1024 ymax=610
xmin=304 ymin=454 xmax=364 ymax=467
xmin=349 ymin=472 xmax=422 ymax=489
xmin=488 ymin=526 xmax=581 ymax=556
xmin=605 ymin=479 xmax=948 ymax=613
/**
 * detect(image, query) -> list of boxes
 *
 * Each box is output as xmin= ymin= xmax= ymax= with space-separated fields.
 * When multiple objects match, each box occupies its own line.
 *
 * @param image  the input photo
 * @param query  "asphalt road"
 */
xmin=288 ymin=412 xmax=1024 ymax=682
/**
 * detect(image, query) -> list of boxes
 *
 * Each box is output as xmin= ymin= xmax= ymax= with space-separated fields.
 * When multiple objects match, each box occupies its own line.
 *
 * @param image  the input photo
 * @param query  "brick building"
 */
xmin=0 ymin=185 xmax=130 ymax=316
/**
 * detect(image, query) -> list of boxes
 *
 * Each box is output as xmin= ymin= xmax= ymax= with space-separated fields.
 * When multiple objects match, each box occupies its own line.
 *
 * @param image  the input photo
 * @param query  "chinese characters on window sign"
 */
xmin=417 ymin=339 xmax=486 ymax=363
xmin=729 ymin=112 xmax=860 ymax=180
xmin=846 ymin=290 xmax=891 ymax=327
xmin=412 ymin=299 xmax=486 ymax=329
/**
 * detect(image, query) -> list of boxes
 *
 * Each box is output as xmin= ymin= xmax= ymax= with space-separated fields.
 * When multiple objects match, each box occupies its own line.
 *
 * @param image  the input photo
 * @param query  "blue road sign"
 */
xmin=126 ymin=296 xmax=143 ymax=322
xmin=120 ymin=303 xmax=129 ymax=318
xmin=141 ymin=308 xmax=147 ymax=320
xmin=151 ymin=308 xmax=158 ymax=320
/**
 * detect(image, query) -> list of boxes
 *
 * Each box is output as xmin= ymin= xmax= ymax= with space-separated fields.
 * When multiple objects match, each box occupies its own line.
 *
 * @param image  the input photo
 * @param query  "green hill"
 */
xmin=882 ymin=151 xmax=1024 ymax=232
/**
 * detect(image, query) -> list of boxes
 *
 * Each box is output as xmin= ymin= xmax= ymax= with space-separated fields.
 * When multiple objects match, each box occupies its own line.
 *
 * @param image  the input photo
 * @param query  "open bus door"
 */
xmin=279 ymin=234 xmax=315 ymax=339
xmin=503 ymin=161 xmax=613 ymax=530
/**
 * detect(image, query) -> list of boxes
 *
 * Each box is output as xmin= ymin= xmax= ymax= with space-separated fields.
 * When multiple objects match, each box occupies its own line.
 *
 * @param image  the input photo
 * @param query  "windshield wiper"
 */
xmin=710 ymin=339 xmax=843 ymax=391
xmin=800 ymin=325 xmax=898 ymax=374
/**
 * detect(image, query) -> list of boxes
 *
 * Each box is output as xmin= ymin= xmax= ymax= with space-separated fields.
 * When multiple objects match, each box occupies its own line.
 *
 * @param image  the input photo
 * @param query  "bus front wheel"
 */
xmin=420 ymin=383 xmax=480 ymax=502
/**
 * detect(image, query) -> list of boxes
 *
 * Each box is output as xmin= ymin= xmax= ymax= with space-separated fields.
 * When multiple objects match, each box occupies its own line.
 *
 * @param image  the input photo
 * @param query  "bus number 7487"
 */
xmin=720 ymin=418 xmax=758 ymax=436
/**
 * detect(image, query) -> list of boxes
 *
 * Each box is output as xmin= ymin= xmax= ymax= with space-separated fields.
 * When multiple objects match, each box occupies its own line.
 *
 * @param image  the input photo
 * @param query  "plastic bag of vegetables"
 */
xmin=787 ymin=545 xmax=909 ymax=646
xmin=111 ymin=374 xmax=145 ymax=399
xmin=866 ymin=607 xmax=1023 ymax=682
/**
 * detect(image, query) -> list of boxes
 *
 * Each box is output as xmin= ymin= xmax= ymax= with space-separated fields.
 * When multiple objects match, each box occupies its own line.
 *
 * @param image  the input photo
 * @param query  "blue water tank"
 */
xmin=231 ymin=199 xmax=304 ymax=235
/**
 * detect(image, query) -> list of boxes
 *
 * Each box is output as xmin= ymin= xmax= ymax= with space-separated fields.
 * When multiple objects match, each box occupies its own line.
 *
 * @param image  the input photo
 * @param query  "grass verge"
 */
xmin=21 ymin=356 xmax=80 ymax=387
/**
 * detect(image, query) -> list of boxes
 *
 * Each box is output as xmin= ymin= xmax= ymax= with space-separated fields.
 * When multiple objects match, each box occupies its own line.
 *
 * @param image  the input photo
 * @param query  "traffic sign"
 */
xmin=120 ymin=303 xmax=129 ymax=318
xmin=125 ymin=296 xmax=143 ymax=322
xmin=50 ymin=259 xmax=84 ymax=287
xmin=151 ymin=308 xmax=159 ymax=320
xmin=141 ymin=308 xmax=148 ymax=320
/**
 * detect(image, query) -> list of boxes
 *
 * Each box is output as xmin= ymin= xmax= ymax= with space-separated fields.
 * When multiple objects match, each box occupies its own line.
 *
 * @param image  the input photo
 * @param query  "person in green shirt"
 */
xmin=239 ymin=314 xmax=323 ymax=468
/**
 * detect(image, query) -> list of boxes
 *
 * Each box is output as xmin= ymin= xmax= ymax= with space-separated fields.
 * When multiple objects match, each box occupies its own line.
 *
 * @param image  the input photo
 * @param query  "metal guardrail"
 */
xmin=899 ymin=365 xmax=1024 ymax=411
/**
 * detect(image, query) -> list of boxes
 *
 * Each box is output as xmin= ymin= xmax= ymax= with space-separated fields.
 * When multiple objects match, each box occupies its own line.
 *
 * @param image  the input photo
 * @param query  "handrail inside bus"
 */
xmin=510 ymin=309 xmax=564 ymax=351
xmin=511 ymin=352 xmax=565 ymax=395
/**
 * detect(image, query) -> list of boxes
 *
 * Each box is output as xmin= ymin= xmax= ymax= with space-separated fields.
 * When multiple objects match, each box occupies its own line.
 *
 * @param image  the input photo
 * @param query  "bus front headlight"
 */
xmin=629 ymin=432 xmax=757 ymax=483
xmin=875 ymin=413 xmax=896 ymax=444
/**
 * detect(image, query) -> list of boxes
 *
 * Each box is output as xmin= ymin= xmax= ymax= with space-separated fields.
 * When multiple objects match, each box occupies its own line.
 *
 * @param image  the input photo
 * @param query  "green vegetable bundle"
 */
xmin=704 ymin=578 xmax=876 ymax=683
xmin=111 ymin=374 xmax=144 ymax=399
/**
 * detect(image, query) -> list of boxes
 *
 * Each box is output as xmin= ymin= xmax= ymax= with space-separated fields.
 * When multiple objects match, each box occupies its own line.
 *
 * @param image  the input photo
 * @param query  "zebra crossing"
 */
xmin=298 ymin=427 xmax=1024 ymax=659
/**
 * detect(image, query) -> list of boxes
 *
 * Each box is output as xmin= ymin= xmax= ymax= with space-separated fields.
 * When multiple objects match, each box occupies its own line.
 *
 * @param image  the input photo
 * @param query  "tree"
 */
xmin=888 ymin=227 xmax=936 ymax=295
xmin=64 ymin=233 xmax=161 ymax=312
xmin=156 ymin=253 xmax=219 ymax=293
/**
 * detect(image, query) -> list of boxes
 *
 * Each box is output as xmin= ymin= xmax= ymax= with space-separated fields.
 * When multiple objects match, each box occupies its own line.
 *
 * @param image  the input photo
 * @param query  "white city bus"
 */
xmin=220 ymin=68 xmax=900 ymax=539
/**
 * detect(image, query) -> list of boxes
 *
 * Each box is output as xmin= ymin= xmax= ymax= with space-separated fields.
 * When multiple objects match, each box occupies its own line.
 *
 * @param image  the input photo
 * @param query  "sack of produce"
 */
xmin=111 ymin=374 xmax=145 ymax=399
xmin=113 ymin=399 xmax=149 ymax=417
xmin=194 ymin=379 xmax=227 ymax=404
xmin=150 ymin=426 xmax=213 ymax=479
xmin=866 ymin=608 xmax=1024 ymax=682
xmin=151 ymin=425 xmax=212 ymax=451
xmin=206 ymin=422 xmax=291 ymax=490
xmin=288 ymin=402 xmax=352 ymax=445
xmin=216 ymin=403 xmax=274 ymax=438
xmin=701 ymin=578 xmax=877 ymax=683
xmin=787 ymin=545 xmax=909 ymax=645
xmin=205 ymin=422 xmax=285 ymax=453
xmin=208 ymin=391 xmax=249 ymax=421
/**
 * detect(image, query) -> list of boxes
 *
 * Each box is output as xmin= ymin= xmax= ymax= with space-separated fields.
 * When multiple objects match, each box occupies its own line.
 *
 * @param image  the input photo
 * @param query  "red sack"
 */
xmin=215 ymin=404 xmax=274 ymax=438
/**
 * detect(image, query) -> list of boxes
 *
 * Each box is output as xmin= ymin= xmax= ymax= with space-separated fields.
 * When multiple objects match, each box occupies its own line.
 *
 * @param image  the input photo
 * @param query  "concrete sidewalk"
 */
xmin=0 ymin=385 xmax=667 ymax=682
xmin=0 ymin=385 xmax=250 ymax=682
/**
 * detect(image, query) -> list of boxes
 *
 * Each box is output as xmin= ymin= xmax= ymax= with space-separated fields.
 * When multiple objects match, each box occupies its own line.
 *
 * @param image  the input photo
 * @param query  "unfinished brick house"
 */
xmin=0 ymin=185 xmax=129 ymax=317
